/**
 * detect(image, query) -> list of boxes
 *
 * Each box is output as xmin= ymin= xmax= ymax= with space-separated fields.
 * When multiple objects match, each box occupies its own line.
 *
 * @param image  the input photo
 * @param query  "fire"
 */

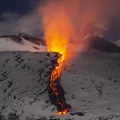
xmin=47 ymin=32 xmax=71 ymax=115
xmin=40 ymin=0 xmax=120 ymax=115
xmin=41 ymin=0 xmax=73 ymax=115
xmin=50 ymin=54 xmax=70 ymax=115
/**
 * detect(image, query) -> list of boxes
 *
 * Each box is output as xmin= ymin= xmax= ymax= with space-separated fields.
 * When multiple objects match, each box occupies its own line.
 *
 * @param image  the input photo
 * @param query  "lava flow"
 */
xmin=41 ymin=0 xmax=73 ymax=115
xmin=46 ymin=34 xmax=72 ymax=115
xmin=49 ymin=53 xmax=71 ymax=115
xmin=43 ymin=12 xmax=72 ymax=114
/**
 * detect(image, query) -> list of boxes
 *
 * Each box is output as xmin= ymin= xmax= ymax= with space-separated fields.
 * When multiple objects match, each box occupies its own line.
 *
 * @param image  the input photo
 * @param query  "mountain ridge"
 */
xmin=0 ymin=33 xmax=120 ymax=53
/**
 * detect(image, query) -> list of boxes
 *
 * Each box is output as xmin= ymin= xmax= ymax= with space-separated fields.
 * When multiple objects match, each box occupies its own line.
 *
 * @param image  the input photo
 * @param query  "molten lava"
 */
xmin=45 ymin=30 xmax=72 ymax=115
xmin=44 ymin=17 xmax=72 ymax=114
xmin=49 ymin=53 xmax=71 ymax=115
xmin=41 ymin=0 xmax=73 ymax=115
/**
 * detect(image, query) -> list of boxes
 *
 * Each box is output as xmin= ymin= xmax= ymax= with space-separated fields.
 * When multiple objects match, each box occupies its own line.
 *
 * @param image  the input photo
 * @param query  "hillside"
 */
xmin=0 ymin=52 xmax=58 ymax=120
xmin=0 ymin=33 xmax=47 ymax=52
xmin=0 ymin=51 xmax=120 ymax=120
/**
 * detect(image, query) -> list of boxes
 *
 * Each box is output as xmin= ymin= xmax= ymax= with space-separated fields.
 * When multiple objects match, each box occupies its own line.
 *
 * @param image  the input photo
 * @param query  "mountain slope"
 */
xmin=0 ymin=52 xmax=58 ymax=120
xmin=115 ymin=39 xmax=120 ymax=47
xmin=61 ymin=52 xmax=120 ymax=120
xmin=0 ymin=51 xmax=120 ymax=120
xmin=1 ymin=34 xmax=120 ymax=53
xmin=0 ymin=35 xmax=120 ymax=120
xmin=0 ymin=33 xmax=47 ymax=52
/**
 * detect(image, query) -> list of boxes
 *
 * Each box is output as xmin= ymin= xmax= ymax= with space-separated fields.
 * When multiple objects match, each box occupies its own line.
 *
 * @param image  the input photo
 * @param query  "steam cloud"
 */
xmin=0 ymin=0 xmax=120 ymax=42
xmin=0 ymin=10 xmax=42 ymax=36
xmin=40 ymin=0 xmax=120 ymax=42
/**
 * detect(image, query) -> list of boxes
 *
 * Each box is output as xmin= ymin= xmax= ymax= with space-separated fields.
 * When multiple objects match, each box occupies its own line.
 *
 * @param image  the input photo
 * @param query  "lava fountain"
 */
xmin=45 ymin=26 xmax=72 ymax=114
xmin=46 ymin=33 xmax=72 ymax=114
xmin=41 ymin=0 xmax=75 ymax=115
xmin=40 ymin=0 xmax=114 ymax=115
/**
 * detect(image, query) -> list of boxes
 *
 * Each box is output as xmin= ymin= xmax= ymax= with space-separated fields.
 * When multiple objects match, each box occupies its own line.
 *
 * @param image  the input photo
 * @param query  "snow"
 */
xmin=0 ymin=35 xmax=47 ymax=52
xmin=115 ymin=40 xmax=120 ymax=47
xmin=0 ymin=52 xmax=58 ymax=120
xmin=61 ymin=51 xmax=120 ymax=120
xmin=0 ymin=51 xmax=120 ymax=120
xmin=0 ymin=34 xmax=120 ymax=120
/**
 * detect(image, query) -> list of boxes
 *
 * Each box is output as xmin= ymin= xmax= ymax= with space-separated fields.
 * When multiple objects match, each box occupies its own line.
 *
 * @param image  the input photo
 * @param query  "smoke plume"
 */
xmin=40 ymin=0 xmax=120 ymax=43
xmin=0 ymin=10 xmax=42 ymax=36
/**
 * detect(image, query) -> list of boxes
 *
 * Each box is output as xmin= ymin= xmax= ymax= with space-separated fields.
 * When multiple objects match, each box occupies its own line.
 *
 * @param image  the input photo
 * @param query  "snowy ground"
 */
xmin=0 ymin=52 xmax=58 ymax=120
xmin=0 ymin=51 xmax=120 ymax=120
xmin=61 ymin=51 xmax=120 ymax=120
xmin=0 ymin=34 xmax=47 ymax=52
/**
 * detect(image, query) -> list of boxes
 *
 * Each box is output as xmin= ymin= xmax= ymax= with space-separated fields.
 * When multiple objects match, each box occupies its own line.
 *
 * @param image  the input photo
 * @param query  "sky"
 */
xmin=0 ymin=0 xmax=120 ymax=42
xmin=0 ymin=0 xmax=31 ymax=16
xmin=0 ymin=0 xmax=42 ymax=36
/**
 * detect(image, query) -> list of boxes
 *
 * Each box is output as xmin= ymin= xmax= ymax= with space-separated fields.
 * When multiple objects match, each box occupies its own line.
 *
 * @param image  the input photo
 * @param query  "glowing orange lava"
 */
xmin=57 ymin=109 xmax=69 ymax=115
xmin=49 ymin=53 xmax=70 ymax=115
xmin=47 ymin=34 xmax=71 ymax=114
xmin=41 ymin=0 xmax=73 ymax=115
xmin=45 ymin=31 xmax=71 ymax=115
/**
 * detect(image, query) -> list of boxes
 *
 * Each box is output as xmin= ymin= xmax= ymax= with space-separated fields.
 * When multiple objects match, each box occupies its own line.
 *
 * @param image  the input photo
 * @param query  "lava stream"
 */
xmin=49 ymin=54 xmax=71 ymax=115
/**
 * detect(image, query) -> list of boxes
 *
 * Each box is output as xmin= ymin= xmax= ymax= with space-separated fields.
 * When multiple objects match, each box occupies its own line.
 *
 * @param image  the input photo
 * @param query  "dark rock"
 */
xmin=70 ymin=112 xmax=84 ymax=116
xmin=8 ymin=113 xmax=19 ymax=120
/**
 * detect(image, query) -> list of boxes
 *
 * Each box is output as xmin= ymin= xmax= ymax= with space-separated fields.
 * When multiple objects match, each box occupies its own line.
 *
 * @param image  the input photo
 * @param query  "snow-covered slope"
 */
xmin=0 ymin=51 xmax=120 ymax=120
xmin=61 ymin=52 xmax=120 ymax=120
xmin=115 ymin=40 xmax=120 ymax=47
xmin=0 ymin=33 xmax=47 ymax=52
xmin=1 ymin=34 xmax=120 ymax=53
xmin=0 ymin=52 xmax=58 ymax=120
xmin=0 ymin=35 xmax=120 ymax=120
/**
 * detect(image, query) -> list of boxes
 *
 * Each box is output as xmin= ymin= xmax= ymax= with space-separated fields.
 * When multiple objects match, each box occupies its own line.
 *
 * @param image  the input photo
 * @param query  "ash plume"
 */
xmin=39 ymin=0 xmax=120 ymax=43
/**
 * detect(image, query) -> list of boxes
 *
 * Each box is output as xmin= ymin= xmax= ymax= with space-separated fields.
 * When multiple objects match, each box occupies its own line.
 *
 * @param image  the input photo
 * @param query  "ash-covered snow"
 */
xmin=0 ymin=51 xmax=58 ymax=120
xmin=0 ymin=51 xmax=120 ymax=120
xmin=115 ymin=40 xmax=120 ymax=47
xmin=60 ymin=51 xmax=120 ymax=120
xmin=0 ymin=35 xmax=120 ymax=120
xmin=0 ymin=33 xmax=47 ymax=52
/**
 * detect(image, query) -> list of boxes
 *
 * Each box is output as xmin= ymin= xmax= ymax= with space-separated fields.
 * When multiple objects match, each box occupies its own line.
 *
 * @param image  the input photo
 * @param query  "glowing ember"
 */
xmin=57 ymin=108 xmax=69 ymax=115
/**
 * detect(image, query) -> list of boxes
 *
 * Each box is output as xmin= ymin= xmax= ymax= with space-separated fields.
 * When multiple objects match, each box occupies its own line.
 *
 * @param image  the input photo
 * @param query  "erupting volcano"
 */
xmin=45 ymin=29 xmax=72 ymax=114
xmin=41 ymin=0 xmax=74 ymax=115
xmin=42 ymin=13 xmax=73 ymax=114
xmin=45 ymin=35 xmax=72 ymax=114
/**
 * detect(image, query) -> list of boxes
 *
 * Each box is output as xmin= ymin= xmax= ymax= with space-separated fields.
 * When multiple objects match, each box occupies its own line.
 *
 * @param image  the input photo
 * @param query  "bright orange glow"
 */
xmin=41 ymin=1 xmax=73 ymax=115
xmin=57 ymin=109 xmax=69 ymax=115
xmin=42 ymin=1 xmax=73 ymax=56
xmin=40 ymin=0 xmax=120 ymax=116
xmin=49 ymin=54 xmax=69 ymax=115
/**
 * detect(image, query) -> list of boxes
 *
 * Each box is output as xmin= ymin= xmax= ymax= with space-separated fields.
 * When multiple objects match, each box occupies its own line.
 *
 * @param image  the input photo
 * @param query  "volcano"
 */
xmin=0 ymin=33 xmax=72 ymax=114
xmin=0 ymin=35 xmax=120 ymax=120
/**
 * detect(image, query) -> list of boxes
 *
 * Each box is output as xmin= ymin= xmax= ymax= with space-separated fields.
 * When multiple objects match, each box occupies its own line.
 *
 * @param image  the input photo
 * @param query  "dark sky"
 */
xmin=0 ymin=0 xmax=34 ymax=16
xmin=0 ymin=0 xmax=42 ymax=36
xmin=0 ymin=0 xmax=120 ymax=41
